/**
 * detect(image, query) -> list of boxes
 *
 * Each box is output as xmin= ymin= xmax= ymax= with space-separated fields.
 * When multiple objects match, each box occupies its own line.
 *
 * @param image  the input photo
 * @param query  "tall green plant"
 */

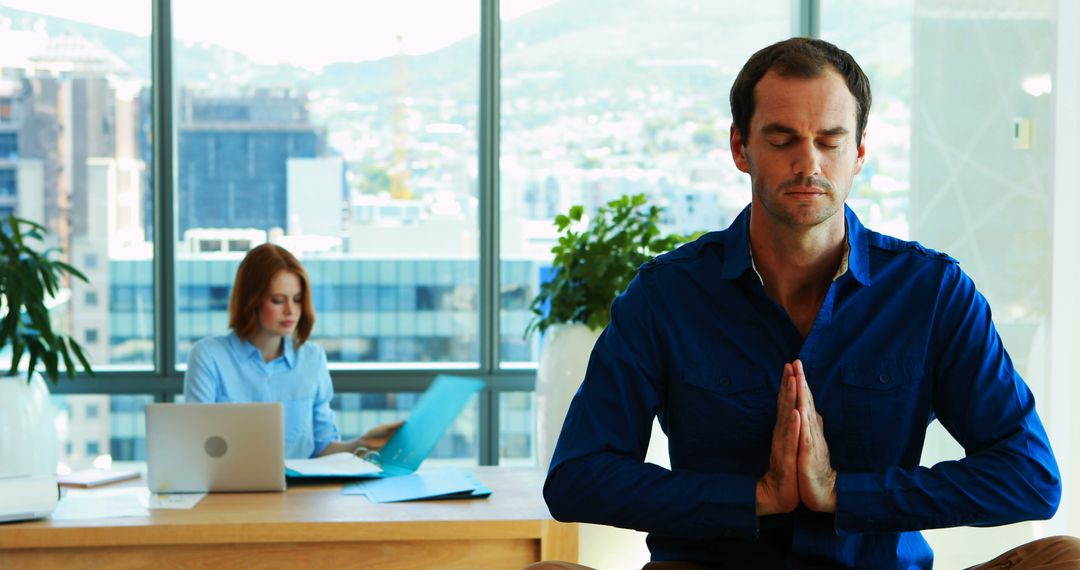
xmin=0 ymin=215 xmax=94 ymax=384
xmin=525 ymin=193 xmax=703 ymax=338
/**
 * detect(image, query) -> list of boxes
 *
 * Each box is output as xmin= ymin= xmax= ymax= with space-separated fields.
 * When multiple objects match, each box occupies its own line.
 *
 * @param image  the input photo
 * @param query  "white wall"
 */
xmin=1049 ymin=0 xmax=1079 ymax=538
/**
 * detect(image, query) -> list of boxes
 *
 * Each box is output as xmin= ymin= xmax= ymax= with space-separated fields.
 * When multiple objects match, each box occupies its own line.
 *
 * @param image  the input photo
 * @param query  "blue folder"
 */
xmin=343 ymin=468 xmax=492 ymax=503
xmin=285 ymin=375 xmax=485 ymax=479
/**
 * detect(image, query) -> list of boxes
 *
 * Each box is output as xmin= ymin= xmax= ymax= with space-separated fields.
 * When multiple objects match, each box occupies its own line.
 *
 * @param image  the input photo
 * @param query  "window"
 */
xmin=5 ymin=6 xmax=1071 ymax=533
xmin=0 ymin=133 xmax=15 ymax=159
xmin=52 ymin=395 xmax=152 ymax=471
xmin=0 ymin=169 xmax=15 ymax=197
xmin=498 ymin=0 xmax=792 ymax=365
xmin=170 ymin=2 xmax=481 ymax=369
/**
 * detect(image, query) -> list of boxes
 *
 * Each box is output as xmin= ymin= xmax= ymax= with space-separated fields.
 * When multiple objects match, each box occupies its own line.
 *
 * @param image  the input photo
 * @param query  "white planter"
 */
xmin=536 ymin=323 xmax=672 ymax=569
xmin=536 ymin=323 xmax=603 ymax=469
xmin=0 ymin=372 xmax=59 ymax=477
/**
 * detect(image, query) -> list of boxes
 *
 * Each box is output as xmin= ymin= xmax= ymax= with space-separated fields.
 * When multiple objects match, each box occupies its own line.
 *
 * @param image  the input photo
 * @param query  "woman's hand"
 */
xmin=357 ymin=419 xmax=405 ymax=451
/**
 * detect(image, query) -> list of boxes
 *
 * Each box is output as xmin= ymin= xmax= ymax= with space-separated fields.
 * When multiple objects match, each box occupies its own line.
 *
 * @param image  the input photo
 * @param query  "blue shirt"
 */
xmin=544 ymin=205 xmax=1060 ymax=569
xmin=183 ymin=332 xmax=340 ymax=459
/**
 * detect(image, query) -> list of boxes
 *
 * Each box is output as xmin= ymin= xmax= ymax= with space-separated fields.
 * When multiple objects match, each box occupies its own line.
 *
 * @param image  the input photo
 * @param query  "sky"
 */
xmin=0 ymin=0 xmax=559 ymax=70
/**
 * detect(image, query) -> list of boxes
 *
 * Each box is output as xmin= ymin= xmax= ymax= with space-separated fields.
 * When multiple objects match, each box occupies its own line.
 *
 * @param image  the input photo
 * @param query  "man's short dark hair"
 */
xmin=730 ymin=37 xmax=872 ymax=147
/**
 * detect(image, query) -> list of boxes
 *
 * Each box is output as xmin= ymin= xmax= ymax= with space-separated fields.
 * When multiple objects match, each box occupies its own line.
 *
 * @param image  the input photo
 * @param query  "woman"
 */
xmin=184 ymin=243 xmax=402 ymax=459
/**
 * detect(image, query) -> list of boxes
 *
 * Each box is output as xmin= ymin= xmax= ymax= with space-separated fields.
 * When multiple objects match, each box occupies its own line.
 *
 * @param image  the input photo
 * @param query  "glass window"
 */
xmin=498 ymin=0 xmax=792 ymax=365
xmin=0 ymin=2 xmax=154 ymax=372
xmin=499 ymin=391 xmax=535 ymax=466
xmin=173 ymin=1 xmax=481 ymax=369
xmin=53 ymin=395 xmax=153 ymax=471
xmin=0 ymin=169 xmax=15 ymax=196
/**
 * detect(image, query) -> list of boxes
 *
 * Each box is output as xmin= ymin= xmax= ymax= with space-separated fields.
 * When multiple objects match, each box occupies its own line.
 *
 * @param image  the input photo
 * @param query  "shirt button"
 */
xmin=878 ymin=373 xmax=890 ymax=384
xmin=719 ymin=377 xmax=732 ymax=388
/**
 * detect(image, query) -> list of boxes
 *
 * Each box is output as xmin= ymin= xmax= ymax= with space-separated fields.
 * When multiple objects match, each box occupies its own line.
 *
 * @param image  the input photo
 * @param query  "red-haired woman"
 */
xmin=183 ymin=243 xmax=401 ymax=459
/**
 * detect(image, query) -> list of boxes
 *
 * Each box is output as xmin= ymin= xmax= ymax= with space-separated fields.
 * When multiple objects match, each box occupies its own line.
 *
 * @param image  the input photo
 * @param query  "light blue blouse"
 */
xmin=183 ymin=332 xmax=340 ymax=459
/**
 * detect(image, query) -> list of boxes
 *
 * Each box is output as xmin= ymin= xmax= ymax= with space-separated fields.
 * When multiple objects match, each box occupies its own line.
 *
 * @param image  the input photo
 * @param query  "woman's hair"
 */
xmin=228 ymin=243 xmax=316 ymax=347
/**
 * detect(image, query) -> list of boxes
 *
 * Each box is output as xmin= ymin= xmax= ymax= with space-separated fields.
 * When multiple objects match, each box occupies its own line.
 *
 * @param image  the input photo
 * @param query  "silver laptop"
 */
xmin=146 ymin=403 xmax=286 ymax=493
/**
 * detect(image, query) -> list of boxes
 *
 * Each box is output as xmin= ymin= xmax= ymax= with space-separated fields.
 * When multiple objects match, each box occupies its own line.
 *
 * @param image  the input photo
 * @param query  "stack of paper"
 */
xmin=57 ymin=469 xmax=140 ymax=488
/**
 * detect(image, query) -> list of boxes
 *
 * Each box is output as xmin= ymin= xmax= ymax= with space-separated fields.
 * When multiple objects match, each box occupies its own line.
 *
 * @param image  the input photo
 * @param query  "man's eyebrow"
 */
xmin=760 ymin=123 xmax=798 ymax=135
xmin=759 ymin=123 xmax=850 ymax=137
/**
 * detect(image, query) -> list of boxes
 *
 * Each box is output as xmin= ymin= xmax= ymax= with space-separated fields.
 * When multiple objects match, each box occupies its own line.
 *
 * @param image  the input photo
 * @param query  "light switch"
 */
xmin=1013 ymin=117 xmax=1032 ymax=150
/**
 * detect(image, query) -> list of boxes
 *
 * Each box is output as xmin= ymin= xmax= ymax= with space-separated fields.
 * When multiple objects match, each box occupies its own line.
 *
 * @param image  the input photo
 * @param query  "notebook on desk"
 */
xmin=285 ymin=375 xmax=485 ymax=479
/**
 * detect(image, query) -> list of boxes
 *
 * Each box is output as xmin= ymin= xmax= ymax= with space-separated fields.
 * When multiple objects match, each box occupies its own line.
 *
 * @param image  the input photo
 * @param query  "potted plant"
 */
xmin=526 ymin=193 xmax=702 ymax=467
xmin=0 ymin=214 xmax=94 ymax=481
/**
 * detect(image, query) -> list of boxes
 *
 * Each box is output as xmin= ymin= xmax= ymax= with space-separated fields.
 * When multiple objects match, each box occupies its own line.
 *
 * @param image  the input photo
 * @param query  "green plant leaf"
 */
xmin=68 ymin=338 xmax=96 ymax=378
xmin=525 ymin=193 xmax=705 ymax=339
xmin=0 ymin=215 xmax=95 ymax=382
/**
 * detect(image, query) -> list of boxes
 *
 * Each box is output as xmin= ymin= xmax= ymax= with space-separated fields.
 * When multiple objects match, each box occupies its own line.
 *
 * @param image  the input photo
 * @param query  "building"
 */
xmin=177 ymin=89 xmax=329 ymax=233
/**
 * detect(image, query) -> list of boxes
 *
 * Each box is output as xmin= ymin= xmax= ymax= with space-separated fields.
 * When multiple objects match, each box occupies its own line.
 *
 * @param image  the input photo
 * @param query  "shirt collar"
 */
xmin=720 ymin=204 xmax=871 ymax=287
xmin=227 ymin=330 xmax=297 ymax=368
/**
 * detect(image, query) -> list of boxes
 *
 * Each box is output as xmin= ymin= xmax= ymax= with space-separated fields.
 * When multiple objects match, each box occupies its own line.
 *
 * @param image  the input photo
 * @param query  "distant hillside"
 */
xmin=0 ymin=1 xmax=911 ymax=103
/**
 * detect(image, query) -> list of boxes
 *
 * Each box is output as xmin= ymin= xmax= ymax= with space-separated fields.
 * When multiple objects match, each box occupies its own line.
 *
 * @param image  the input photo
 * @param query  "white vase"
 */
xmin=536 ymin=323 xmax=602 ymax=469
xmin=536 ymin=323 xmax=672 ymax=569
xmin=0 ymin=372 xmax=59 ymax=477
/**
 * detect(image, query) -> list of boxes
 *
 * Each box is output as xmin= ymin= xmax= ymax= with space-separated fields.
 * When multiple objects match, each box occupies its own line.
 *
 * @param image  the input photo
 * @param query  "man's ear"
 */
xmin=730 ymin=124 xmax=751 ymax=174
xmin=854 ymin=129 xmax=867 ymax=175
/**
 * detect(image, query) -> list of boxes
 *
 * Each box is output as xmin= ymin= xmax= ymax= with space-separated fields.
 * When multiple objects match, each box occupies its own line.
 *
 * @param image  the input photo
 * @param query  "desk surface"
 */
xmin=0 ymin=467 xmax=577 ymax=569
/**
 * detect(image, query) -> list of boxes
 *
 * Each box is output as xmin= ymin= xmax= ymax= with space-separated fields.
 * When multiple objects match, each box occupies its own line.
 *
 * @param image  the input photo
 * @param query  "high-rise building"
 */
xmin=177 ymin=89 xmax=328 ymax=233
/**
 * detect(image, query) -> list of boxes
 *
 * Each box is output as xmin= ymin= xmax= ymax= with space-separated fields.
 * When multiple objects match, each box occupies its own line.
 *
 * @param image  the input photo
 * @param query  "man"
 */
xmin=540 ymin=38 xmax=1077 ymax=569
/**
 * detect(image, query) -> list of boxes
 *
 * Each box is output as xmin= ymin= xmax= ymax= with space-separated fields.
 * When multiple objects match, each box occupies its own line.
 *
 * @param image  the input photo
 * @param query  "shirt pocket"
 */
xmin=676 ymin=363 xmax=772 ymax=461
xmin=840 ymin=356 xmax=922 ymax=469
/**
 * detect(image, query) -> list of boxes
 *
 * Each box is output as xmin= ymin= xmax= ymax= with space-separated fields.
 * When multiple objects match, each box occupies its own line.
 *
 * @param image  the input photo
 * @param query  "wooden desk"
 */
xmin=0 ymin=467 xmax=577 ymax=569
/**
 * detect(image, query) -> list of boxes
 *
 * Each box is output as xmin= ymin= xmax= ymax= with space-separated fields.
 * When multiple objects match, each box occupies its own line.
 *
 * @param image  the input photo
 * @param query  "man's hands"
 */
xmin=756 ymin=360 xmax=837 ymax=515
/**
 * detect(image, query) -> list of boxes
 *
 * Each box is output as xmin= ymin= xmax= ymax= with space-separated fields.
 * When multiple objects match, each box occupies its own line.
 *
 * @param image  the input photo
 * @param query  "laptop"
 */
xmin=146 ymin=402 xmax=286 ymax=493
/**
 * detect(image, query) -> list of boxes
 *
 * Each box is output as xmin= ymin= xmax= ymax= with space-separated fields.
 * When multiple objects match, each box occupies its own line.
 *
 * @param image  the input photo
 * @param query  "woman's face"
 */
xmin=258 ymin=270 xmax=303 ymax=339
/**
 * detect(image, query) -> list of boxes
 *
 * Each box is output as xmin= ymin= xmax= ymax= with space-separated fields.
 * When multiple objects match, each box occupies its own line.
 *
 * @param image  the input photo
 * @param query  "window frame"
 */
xmin=49 ymin=0 xmax=821 ymax=466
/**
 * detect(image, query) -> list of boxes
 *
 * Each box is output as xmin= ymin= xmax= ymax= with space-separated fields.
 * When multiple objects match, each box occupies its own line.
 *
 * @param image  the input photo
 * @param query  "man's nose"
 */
xmin=792 ymin=141 xmax=822 ymax=179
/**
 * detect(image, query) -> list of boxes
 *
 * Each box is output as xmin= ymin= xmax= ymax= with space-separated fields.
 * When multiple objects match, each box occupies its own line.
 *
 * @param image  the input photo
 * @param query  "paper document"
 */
xmin=66 ymin=486 xmax=205 ymax=510
xmin=51 ymin=494 xmax=149 ymax=520
xmin=57 ymin=468 xmax=140 ymax=488
xmin=285 ymin=452 xmax=381 ymax=477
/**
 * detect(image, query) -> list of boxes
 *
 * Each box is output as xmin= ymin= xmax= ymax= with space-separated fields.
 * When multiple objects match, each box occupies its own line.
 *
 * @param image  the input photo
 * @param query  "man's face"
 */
xmin=730 ymin=69 xmax=865 ymax=228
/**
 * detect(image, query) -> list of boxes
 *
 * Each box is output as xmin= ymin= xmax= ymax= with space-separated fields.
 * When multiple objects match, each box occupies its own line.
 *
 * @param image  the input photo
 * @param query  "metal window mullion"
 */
xmin=795 ymin=0 xmax=821 ymax=38
xmin=151 ymin=0 xmax=178 ymax=379
xmin=478 ymin=0 xmax=502 ymax=466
